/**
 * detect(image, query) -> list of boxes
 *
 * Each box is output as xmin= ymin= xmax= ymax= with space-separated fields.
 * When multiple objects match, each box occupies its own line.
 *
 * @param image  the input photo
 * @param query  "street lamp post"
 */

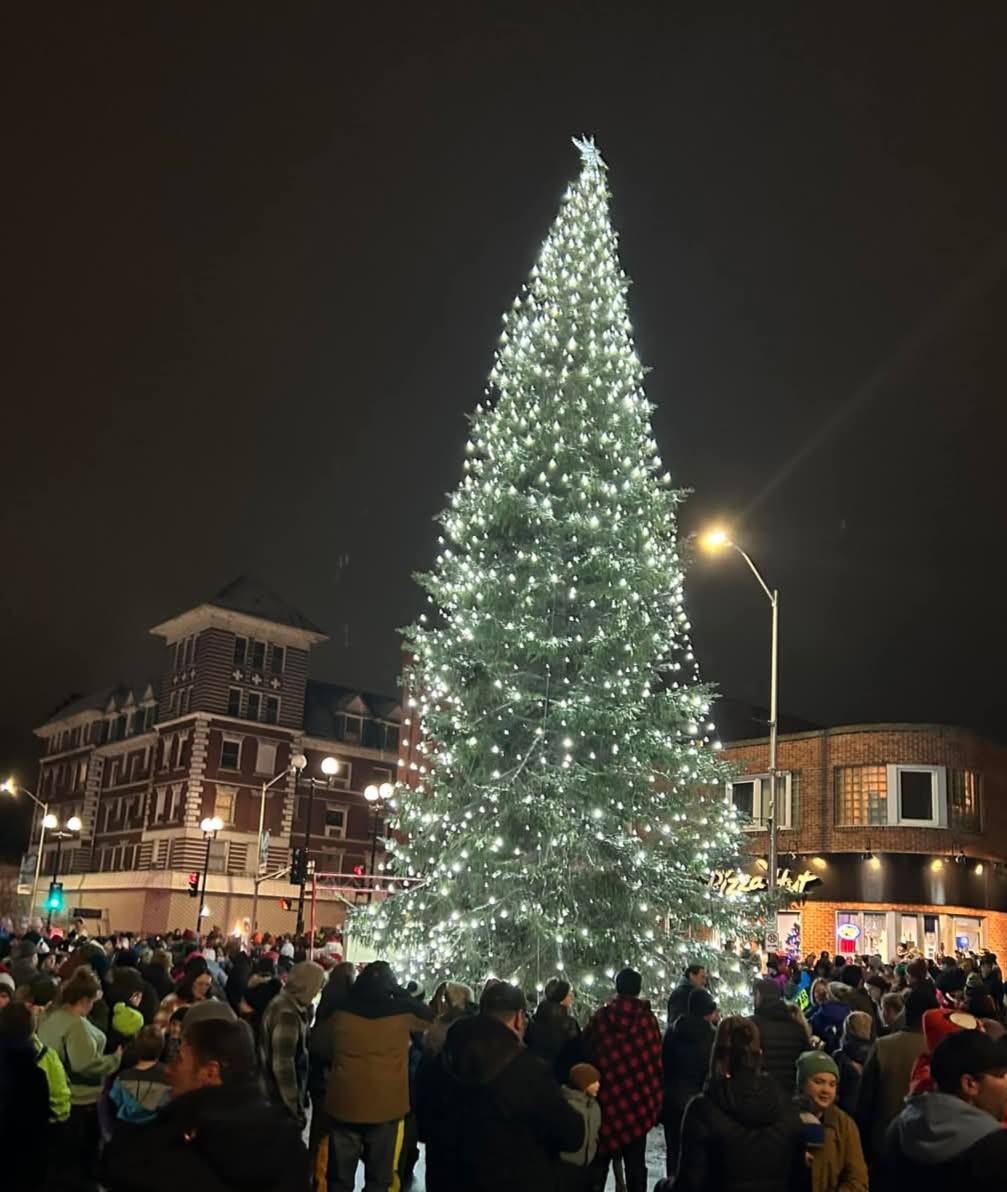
xmin=197 ymin=816 xmax=224 ymax=935
xmin=1 ymin=780 xmax=49 ymax=919
xmin=44 ymin=814 xmax=82 ymax=932
xmin=251 ymin=753 xmax=307 ymax=934
xmin=295 ymin=756 xmax=340 ymax=936
xmin=700 ymin=529 xmax=781 ymax=892
xmin=364 ymin=783 xmax=394 ymax=902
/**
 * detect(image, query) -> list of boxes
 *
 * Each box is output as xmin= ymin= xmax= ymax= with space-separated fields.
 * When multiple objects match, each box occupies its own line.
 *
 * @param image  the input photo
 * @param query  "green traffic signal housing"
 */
xmin=45 ymin=881 xmax=64 ymax=911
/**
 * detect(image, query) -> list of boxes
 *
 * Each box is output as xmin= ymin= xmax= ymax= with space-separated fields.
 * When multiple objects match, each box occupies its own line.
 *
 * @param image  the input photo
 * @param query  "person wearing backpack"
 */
xmin=559 ymin=1063 xmax=602 ymax=1190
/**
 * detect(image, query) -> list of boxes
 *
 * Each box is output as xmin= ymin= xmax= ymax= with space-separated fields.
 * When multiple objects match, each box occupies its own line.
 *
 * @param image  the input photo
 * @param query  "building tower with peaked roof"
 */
xmin=21 ymin=579 xmax=402 ymax=937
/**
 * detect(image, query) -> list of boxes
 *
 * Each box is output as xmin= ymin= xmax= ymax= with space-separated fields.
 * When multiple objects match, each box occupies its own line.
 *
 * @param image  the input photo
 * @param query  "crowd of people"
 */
xmin=1 ymin=917 xmax=1006 ymax=1192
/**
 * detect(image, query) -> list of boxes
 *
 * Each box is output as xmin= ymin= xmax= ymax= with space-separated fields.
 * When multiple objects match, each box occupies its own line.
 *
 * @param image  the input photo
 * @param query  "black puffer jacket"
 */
xmin=666 ymin=1070 xmax=808 ymax=1192
xmin=752 ymin=1000 xmax=809 ymax=1097
xmin=416 ymin=1014 xmax=583 ymax=1192
xmin=662 ymin=1014 xmax=715 ymax=1120
xmin=524 ymin=1000 xmax=582 ymax=1081
xmin=101 ymin=1082 xmax=309 ymax=1192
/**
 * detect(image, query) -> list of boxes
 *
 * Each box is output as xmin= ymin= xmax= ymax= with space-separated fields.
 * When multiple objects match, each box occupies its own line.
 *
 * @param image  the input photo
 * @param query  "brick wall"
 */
xmin=722 ymin=724 xmax=1007 ymax=861
xmin=799 ymin=899 xmax=1007 ymax=960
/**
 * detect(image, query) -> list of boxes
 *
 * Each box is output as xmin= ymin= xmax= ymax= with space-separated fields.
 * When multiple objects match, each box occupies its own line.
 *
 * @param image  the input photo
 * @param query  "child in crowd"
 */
xmin=559 ymin=1062 xmax=602 ymax=1190
xmin=795 ymin=1051 xmax=867 ymax=1192
xmin=108 ymin=1025 xmax=171 ymax=1127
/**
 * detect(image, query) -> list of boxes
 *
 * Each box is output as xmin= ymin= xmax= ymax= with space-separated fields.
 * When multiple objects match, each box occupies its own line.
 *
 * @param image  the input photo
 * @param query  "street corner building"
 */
xmin=19 ymin=578 xmax=405 ymax=937
xmin=718 ymin=722 xmax=1007 ymax=959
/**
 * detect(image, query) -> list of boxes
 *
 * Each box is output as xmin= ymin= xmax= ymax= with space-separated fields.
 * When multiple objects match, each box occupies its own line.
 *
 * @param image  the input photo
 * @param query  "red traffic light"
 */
xmin=278 ymin=898 xmax=292 ymax=911
xmin=352 ymin=864 xmax=365 ymax=876
xmin=187 ymin=872 xmax=200 ymax=898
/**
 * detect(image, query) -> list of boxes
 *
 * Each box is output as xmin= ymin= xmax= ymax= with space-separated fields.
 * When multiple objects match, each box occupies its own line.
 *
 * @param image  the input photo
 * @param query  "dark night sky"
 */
xmin=4 ymin=4 xmax=1007 ymax=853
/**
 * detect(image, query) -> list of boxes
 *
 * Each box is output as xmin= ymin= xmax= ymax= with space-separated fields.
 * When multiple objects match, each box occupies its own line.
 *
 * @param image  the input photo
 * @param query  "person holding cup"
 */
xmin=795 ymin=1051 xmax=867 ymax=1192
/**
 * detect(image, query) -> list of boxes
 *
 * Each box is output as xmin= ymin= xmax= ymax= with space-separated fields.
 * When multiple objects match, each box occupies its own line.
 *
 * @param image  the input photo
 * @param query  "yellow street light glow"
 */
xmin=975 ymin=862 xmax=984 ymax=876
xmin=66 ymin=816 xmax=83 ymax=832
xmin=699 ymin=527 xmax=731 ymax=552
xmin=320 ymin=756 xmax=340 ymax=777
xmin=1 ymin=778 xmax=15 ymax=795
xmin=42 ymin=814 xmax=58 ymax=830
xmin=931 ymin=858 xmax=944 ymax=872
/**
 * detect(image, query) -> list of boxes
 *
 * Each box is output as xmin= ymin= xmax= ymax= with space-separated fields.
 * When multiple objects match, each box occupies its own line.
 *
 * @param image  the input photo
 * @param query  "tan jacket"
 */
xmin=855 ymin=1027 xmax=928 ymax=1160
xmin=325 ymin=1005 xmax=430 ymax=1124
xmin=809 ymin=1104 xmax=868 ymax=1192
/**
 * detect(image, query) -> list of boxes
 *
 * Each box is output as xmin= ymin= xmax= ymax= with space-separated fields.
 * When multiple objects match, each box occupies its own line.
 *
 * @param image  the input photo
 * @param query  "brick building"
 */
xmin=20 ymin=579 xmax=403 ymax=937
xmin=719 ymin=723 xmax=1007 ymax=961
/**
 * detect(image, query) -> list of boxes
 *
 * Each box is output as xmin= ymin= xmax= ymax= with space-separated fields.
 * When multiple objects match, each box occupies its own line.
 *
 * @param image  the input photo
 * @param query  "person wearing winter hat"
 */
xmin=559 ymin=1063 xmax=602 ymax=1188
xmin=258 ymin=960 xmax=325 ymax=1128
xmin=0 ymin=972 xmax=15 ymax=1009
xmin=753 ymin=976 xmax=810 ymax=1097
xmin=661 ymin=985 xmax=718 ymax=1174
xmin=796 ymin=1050 xmax=868 ymax=1192
xmin=908 ymin=1007 xmax=981 ymax=1094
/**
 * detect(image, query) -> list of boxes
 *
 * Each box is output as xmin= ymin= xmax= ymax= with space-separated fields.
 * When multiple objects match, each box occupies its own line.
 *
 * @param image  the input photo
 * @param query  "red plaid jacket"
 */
xmin=584 ymin=994 xmax=663 ymax=1152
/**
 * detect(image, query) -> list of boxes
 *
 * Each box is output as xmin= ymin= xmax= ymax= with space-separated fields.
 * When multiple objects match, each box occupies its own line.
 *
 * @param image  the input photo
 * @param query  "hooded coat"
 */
xmin=753 ymin=995 xmax=811 ymax=1098
xmin=881 ymin=1092 xmax=1007 ymax=1188
xmin=415 ymin=1013 xmax=583 ymax=1192
xmin=662 ymin=1013 xmax=715 ymax=1120
xmin=100 ymin=1082 xmax=309 ymax=1192
xmin=668 ymin=1069 xmax=808 ymax=1192
xmin=583 ymin=993 xmax=663 ymax=1152
xmin=833 ymin=1035 xmax=872 ymax=1116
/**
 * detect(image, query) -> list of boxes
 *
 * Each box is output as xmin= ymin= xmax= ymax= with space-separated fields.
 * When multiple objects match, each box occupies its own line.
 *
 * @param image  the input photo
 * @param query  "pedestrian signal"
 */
xmin=187 ymin=872 xmax=200 ymax=898
xmin=46 ymin=882 xmax=64 ymax=912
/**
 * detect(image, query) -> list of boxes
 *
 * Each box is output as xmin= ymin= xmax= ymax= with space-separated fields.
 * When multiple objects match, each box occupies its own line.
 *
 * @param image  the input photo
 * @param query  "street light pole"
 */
xmin=251 ymin=754 xmax=306 ymax=934
xmin=699 ymin=530 xmax=781 ymax=892
xmin=43 ymin=815 xmax=82 ymax=932
xmin=295 ymin=756 xmax=340 ymax=937
xmin=1 ymin=781 xmax=49 ymax=920
xmin=364 ymin=783 xmax=393 ymax=903
xmin=197 ymin=817 xmax=223 ymax=935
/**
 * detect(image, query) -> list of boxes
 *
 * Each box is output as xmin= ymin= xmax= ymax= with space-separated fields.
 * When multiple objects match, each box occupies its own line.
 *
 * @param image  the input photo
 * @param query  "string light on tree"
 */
xmin=354 ymin=137 xmax=766 ymax=1010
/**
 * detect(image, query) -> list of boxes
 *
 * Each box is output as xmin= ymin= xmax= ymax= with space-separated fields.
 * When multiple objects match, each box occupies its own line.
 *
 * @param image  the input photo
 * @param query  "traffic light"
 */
xmin=290 ymin=847 xmax=307 ymax=885
xmin=278 ymin=898 xmax=293 ymax=911
xmin=45 ymin=881 xmax=64 ymax=912
xmin=187 ymin=872 xmax=200 ymax=898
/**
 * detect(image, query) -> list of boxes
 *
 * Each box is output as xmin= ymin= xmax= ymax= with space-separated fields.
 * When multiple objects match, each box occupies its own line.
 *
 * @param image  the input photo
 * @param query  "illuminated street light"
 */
xmin=700 ymin=526 xmax=781 ymax=893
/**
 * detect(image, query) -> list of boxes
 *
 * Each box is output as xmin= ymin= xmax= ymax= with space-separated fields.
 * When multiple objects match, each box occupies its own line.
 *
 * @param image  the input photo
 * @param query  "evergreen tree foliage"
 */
xmin=359 ymin=138 xmax=764 ymax=1009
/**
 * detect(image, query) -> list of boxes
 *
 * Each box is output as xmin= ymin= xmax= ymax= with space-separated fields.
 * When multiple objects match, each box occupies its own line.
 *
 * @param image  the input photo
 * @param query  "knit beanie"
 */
xmin=112 ymin=1003 xmax=144 ymax=1039
xmin=569 ymin=1063 xmax=601 ymax=1092
xmin=0 ymin=973 xmax=15 ymax=994
xmin=795 ymin=1050 xmax=839 ymax=1090
xmin=285 ymin=961 xmax=326 ymax=1007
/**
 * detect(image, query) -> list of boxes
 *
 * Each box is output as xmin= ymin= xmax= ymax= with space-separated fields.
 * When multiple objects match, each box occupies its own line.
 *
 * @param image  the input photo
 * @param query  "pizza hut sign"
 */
xmin=708 ymin=868 xmax=822 ymax=896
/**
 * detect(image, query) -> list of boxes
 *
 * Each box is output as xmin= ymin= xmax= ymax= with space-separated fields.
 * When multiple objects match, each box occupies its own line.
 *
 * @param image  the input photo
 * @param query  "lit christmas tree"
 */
xmin=361 ymin=138 xmax=764 ymax=1009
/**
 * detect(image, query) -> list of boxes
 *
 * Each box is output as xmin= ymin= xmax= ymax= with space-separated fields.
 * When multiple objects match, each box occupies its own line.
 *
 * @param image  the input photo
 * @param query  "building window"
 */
xmin=948 ymin=769 xmax=981 ymax=832
xmin=180 ymin=687 xmax=191 ymax=716
xmin=385 ymin=725 xmax=399 ymax=752
xmin=233 ymin=636 xmax=247 ymax=668
xmin=264 ymin=696 xmax=279 ymax=725
xmin=220 ymin=738 xmax=241 ymax=771
xmin=726 ymin=773 xmax=794 ymax=830
xmin=339 ymin=715 xmax=362 ymax=742
xmin=247 ymin=693 xmax=261 ymax=722
xmin=256 ymin=741 xmax=278 ymax=776
xmin=215 ymin=787 xmax=236 ymax=825
xmin=892 ymin=766 xmax=943 ymax=827
xmin=227 ymin=688 xmax=242 ymax=718
xmin=324 ymin=808 xmax=347 ymax=839
xmin=250 ymin=641 xmax=266 ymax=671
xmin=270 ymin=645 xmax=285 ymax=674
xmin=834 ymin=766 xmax=888 ymax=826
xmin=167 ymin=785 xmax=182 ymax=821
xmin=168 ymin=690 xmax=178 ymax=717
